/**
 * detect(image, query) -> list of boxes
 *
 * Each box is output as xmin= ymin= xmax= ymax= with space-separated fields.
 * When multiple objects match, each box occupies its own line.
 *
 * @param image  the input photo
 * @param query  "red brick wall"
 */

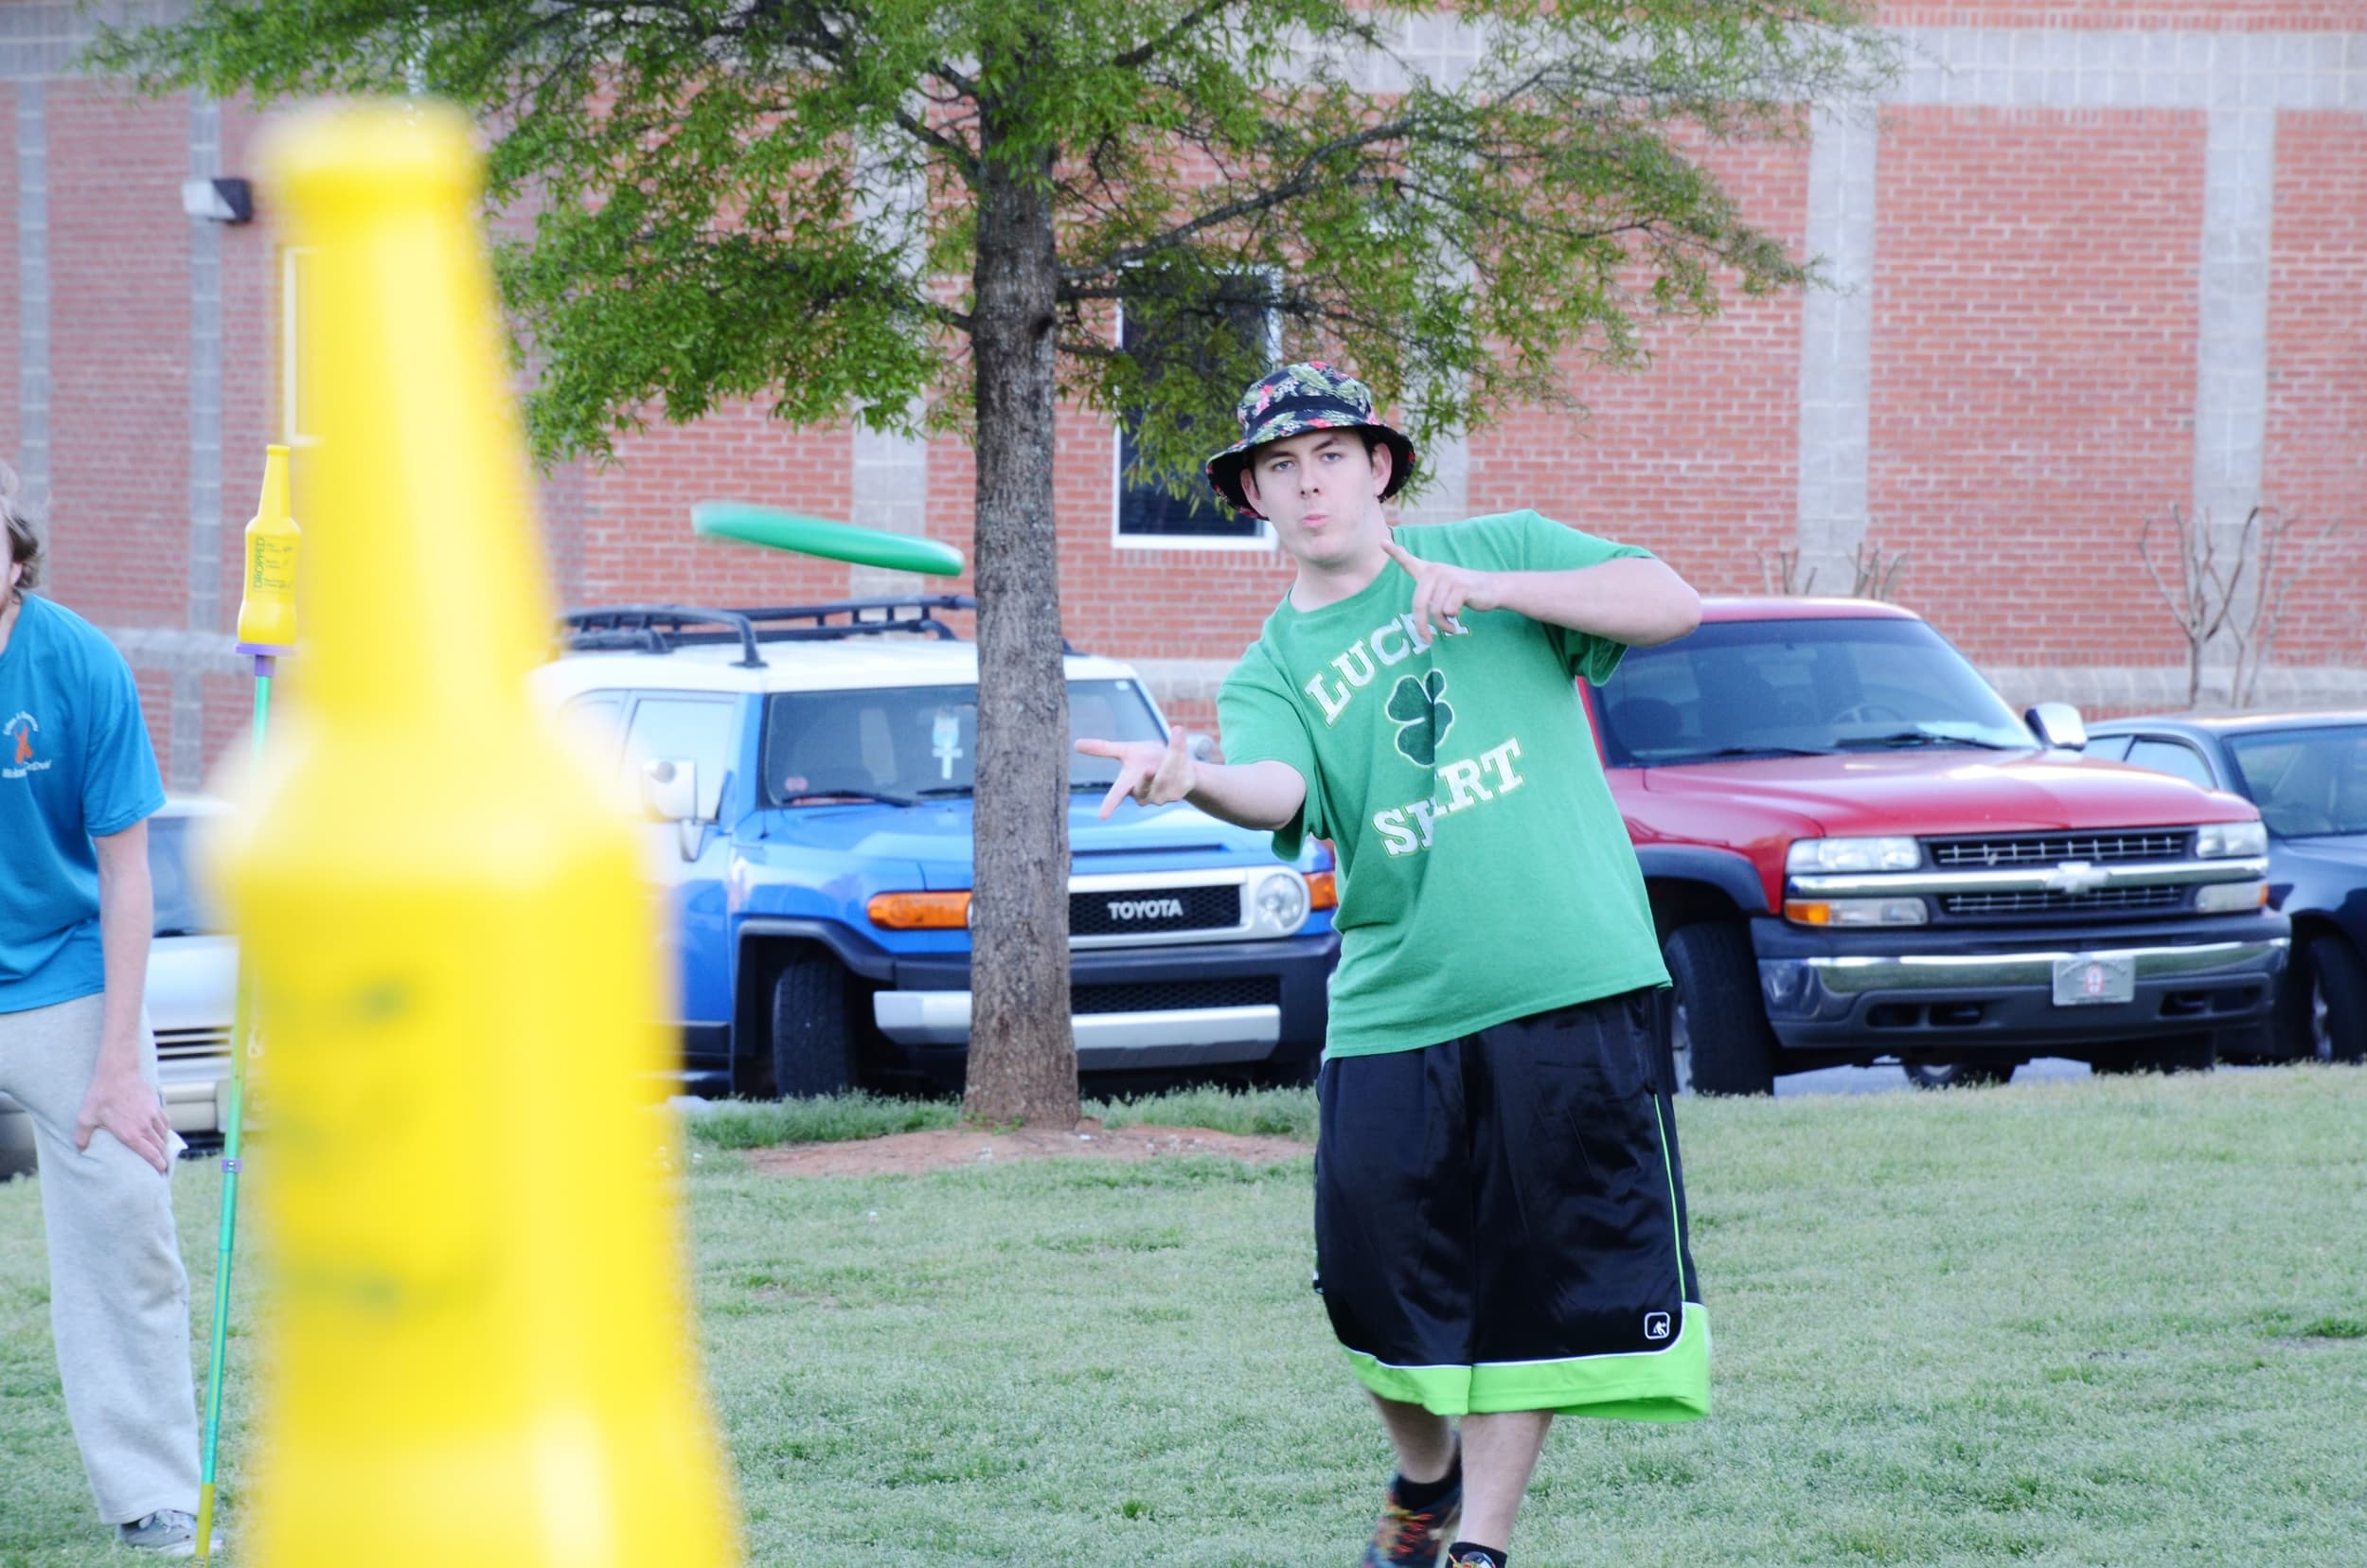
xmin=0 ymin=84 xmax=16 ymax=467
xmin=200 ymin=670 xmax=249 ymax=773
xmin=1468 ymin=138 xmax=1813 ymax=596
xmin=1867 ymin=107 xmax=2206 ymax=671
xmin=132 ymin=668 xmax=172 ymax=773
xmin=925 ymin=429 xmax=977 ymax=599
xmin=20 ymin=8 xmax=2367 ymax=785
xmin=1878 ymin=3 xmax=2361 ymax=26
xmin=1049 ymin=418 xmax=1296 ymax=663
xmin=217 ymin=101 xmax=276 ymax=639
xmin=204 ymin=100 xmax=282 ymax=775
xmin=2262 ymin=110 xmax=2367 ymax=668
xmin=47 ymin=85 xmax=189 ymax=633
xmin=574 ymin=404 xmax=858 ymax=610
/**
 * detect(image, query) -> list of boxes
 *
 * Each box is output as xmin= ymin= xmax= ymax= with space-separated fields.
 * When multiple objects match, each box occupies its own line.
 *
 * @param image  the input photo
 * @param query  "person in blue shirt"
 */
xmin=1 ymin=467 xmax=204 ymax=1554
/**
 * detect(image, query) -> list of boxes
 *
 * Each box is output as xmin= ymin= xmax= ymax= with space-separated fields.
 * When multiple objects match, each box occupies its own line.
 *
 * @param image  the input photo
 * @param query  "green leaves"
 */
xmin=86 ymin=1 xmax=1894 ymax=472
xmin=1386 ymin=670 xmax=1453 ymax=768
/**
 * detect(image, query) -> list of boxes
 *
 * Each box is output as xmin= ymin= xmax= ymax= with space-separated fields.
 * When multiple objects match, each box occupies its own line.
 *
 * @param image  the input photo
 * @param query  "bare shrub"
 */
xmin=1758 ymin=540 xmax=1906 ymax=601
xmin=2137 ymin=503 xmax=2350 ymax=707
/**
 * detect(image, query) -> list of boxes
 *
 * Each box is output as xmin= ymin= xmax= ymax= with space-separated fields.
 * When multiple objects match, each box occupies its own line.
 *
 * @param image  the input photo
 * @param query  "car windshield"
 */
xmin=149 ymin=814 xmax=227 ymax=936
xmin=1593 ymin=617 xmax=2034 ymax=767
xmin=2225 ymin=724 xmax=2367 ymax=839
xmin=761 ymin=678 xmax=1166 ymax=805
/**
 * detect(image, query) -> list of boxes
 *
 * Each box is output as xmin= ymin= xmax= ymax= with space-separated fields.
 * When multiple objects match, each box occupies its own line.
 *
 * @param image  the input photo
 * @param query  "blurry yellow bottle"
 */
xmin=218 ymin=102 xmax=739 ymax=1568
xmin=233 ymin=445 xmax=299 ymax=651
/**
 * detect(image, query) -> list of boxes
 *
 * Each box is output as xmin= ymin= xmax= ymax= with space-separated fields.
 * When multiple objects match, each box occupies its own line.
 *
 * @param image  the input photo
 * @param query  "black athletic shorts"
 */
xmin=1313 ymin=988 xmax=1710 ymax=1421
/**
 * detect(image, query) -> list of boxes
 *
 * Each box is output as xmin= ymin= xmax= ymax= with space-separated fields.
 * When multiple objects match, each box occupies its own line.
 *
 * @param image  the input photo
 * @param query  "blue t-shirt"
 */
xmin=0 ymin=594 xmax=166 ymax=1013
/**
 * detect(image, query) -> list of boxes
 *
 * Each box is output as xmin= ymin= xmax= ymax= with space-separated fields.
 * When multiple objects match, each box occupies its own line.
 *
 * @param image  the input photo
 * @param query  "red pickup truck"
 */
xmin=1588 ymin=598 xmax=2290 ymax=1093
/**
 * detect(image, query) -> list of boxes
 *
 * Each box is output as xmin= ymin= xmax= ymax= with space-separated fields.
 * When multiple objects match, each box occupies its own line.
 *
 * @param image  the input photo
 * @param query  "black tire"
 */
xmin=2092 ymin=1033 xmax=2216 ymax=1076
xmin=2297 ymin=935 xmax=2367 ymax=1065
xmin=769 ymin=950 xmax=856 ymax=1099
xmin=2280 ymin=935 xmax=2367 ymax=1065
xmin=1664 ymin=923 xmax=1776 ymax=1096
xmin=1904 ymin=1060 xmax=2019 ymax=1091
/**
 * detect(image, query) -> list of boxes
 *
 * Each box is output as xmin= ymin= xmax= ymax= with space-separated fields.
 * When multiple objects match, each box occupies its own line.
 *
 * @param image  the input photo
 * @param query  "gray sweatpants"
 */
xmin=0 ymin=991 xmax=202 ymax=1523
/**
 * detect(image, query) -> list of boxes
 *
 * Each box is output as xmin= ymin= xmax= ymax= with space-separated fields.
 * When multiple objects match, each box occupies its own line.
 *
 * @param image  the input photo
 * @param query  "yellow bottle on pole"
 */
xmin=233 ymin=444 xmax=299 ymax=652
xmin=216 ymin=102 xmax=739 ymax=1567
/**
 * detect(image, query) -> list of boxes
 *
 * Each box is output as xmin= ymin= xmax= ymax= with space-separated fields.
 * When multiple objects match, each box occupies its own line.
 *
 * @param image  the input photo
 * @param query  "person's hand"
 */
xmin=75 ymin=1061 xmax=173 ymax=1175
xmin=1380 ymin=538 xmax=1504 ymax=646
xmin=1076 ymin=728 xmax=1198 ymax=819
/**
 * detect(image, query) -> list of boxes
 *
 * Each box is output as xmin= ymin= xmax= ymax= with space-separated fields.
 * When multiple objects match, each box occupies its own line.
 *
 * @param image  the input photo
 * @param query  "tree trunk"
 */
xmin=961 ymin=95 xmax=1077 ymax=1129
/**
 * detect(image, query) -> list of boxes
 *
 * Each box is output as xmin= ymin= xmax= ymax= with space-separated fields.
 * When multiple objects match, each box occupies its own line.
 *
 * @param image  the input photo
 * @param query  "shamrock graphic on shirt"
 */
xmin=1385 ymin=671 xmax=1454 ymax=767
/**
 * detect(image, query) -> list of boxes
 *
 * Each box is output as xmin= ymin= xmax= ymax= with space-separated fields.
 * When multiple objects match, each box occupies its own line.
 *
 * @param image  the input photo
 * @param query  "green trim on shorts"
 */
xmin=1342 ymin=1305 xmax=1712 ymax=1422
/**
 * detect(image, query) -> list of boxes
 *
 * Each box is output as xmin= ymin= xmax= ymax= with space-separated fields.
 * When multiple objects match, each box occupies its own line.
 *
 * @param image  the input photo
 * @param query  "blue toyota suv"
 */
xmin=530 ymin=597 xmax=1338 ymax=1096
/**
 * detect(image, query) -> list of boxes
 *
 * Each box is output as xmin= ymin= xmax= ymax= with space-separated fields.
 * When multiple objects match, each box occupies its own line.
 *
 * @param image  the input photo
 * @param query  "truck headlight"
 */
xmin=1786 ymin=837 xmax=1921 ymax=874
xmin=1253 ymin=871 xmax=1309 ymax=934
xmin=2195 ymin=822 xmax=2268 ymax=859
xmin=1783 ymin=898 xmax=1929 ymax=927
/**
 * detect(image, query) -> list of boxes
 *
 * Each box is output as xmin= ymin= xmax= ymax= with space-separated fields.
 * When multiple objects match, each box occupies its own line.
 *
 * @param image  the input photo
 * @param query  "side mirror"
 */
xmin=1186 ymin=732 xmax=1217 ymax=764
xmin=2024 ymin=702 xmax=2089 ymax=752
xmin=641 ymin=758 xmax=712 ymax=860
xmin=641 ymin=757 xmax=699 ymax=821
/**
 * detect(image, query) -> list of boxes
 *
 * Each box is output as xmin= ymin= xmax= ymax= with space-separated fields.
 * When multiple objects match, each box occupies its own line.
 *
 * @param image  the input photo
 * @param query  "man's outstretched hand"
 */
xmin=1076 ymin=727 xmax=1197 ymax=819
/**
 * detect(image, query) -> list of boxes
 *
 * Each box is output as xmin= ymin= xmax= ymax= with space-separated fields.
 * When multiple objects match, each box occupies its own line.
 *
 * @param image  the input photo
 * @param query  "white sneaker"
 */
xmin=116 ymin=1508 xmax=199 ymax=1556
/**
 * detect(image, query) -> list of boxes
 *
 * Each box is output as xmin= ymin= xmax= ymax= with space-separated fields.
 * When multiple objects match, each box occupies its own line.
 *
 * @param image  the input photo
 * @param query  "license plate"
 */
xmin=2052 ymin=954 xmax=2135 ymax=1006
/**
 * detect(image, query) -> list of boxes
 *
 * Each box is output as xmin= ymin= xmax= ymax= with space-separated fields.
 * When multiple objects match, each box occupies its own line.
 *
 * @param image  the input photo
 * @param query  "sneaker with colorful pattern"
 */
xmin=1360 ymin=1476 xmax=1463 ymax=1568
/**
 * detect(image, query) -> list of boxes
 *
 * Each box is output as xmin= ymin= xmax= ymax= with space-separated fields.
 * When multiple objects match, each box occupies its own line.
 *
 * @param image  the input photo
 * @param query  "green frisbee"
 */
xmin=692 ymin=502 xmax=966 ymax=578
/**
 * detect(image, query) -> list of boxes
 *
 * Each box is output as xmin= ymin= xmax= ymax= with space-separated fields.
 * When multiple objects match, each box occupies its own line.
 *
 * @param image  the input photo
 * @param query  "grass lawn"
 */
xmin=4 ymin=1070 xmax=2364 ymax=1565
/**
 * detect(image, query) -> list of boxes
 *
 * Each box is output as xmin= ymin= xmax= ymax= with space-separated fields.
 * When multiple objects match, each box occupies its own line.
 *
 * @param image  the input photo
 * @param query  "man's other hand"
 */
xmin=1076 ymin=727 xmax=1198 ymax=819
xmin=1381 ymin=537 xmax=1499 ymax=646
xmin=74 ymin=1062 xmax=173 ymax=1175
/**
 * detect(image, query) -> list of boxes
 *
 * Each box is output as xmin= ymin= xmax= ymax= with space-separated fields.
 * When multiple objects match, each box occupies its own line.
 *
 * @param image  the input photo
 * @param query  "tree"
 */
xmin=95 ymin=0 xmax=1892 ymax=1127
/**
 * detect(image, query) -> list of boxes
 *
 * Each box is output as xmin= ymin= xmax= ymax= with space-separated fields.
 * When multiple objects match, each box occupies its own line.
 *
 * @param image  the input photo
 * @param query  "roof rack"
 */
xmin=559 ymin=596 xmax=977 ymax=668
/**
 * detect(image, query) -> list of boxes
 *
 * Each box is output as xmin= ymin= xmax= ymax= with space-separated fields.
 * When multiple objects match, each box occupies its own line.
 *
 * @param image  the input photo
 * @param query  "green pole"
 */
xmin=196 ymin=659 xmax=272 ymax=1564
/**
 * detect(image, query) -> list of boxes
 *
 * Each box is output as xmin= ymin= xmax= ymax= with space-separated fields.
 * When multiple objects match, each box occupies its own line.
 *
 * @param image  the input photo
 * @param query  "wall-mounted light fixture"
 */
xmin=181 ymin=177 xmax=255 ymax=224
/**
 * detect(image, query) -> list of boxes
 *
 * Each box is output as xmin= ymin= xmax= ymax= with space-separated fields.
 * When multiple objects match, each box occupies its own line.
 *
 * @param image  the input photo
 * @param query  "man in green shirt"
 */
xmin=1080 ymin=364 xmax=1708 ymax=1568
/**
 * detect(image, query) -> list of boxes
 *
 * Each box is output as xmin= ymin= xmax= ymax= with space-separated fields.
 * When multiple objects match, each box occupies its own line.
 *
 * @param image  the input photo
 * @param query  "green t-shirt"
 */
xmin=1218 ymin=510 xmax=1670 ymax=1059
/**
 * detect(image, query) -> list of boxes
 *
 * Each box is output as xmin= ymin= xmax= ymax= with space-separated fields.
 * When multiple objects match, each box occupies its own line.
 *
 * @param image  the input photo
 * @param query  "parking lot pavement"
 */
xmin=1775 ymin=1058 xmax=2094 ymax=1096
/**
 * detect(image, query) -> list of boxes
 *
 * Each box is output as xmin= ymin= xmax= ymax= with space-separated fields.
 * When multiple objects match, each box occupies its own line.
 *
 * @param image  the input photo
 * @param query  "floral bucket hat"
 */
xmin=1203 ymin=362 xmax=1417 ymax=519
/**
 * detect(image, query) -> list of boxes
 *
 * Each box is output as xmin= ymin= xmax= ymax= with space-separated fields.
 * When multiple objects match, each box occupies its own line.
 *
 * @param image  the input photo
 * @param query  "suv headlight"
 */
xmin=1786 ymin=837 xmax=1921 ymax=875
xmin=2195 ymin=821 xmax=2267 ymax=859
xmin=1252 ymin=870 xmax=1310 ymax=935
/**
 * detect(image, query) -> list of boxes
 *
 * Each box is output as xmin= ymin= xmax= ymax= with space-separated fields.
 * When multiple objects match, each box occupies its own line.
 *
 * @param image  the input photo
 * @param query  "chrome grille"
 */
xmin=1928 ymin=831 xmax=2190 ymax=867
xmin=1940 ymin=886 xmax=2190 ymax=918
xmin=154 ymin=1027 xmax=230 ymax=1060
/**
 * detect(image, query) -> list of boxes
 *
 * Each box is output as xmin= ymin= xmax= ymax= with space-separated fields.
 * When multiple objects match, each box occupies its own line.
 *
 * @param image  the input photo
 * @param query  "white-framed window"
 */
xmin=1111 ymin=281 xmax=1281 ymax=551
